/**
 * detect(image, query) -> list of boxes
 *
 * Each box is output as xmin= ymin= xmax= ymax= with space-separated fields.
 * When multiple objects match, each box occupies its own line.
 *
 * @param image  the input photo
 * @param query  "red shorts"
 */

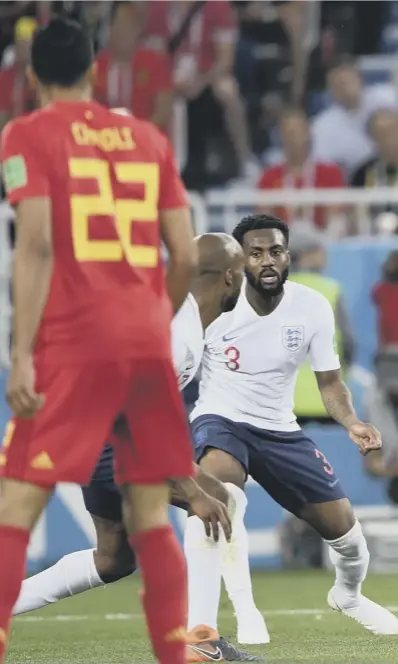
xmin=0 ymin=357 xmax=194 ymax=488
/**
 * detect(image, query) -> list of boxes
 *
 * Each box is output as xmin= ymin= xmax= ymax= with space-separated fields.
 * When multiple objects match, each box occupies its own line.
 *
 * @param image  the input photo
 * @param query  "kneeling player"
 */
xmin=13 ymin=234 xmax=265 ymax=660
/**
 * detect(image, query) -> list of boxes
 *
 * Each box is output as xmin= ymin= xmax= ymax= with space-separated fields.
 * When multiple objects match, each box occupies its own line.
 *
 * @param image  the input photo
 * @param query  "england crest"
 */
xmin=282 ymin=326 xmax=304 ymax=352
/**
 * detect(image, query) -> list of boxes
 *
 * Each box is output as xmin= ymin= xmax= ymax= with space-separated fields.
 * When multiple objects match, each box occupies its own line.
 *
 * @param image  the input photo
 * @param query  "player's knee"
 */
xmin=199 ymin=448 xmax=246 ymax=489
xmin=301 ymin=498 xmax=356 ymax=540
xmin=95 ymin=548 xmax=136 ymax=583
xmin=93 ymin=514 xmax=136 ymax=581
xmin=94 ymin=519 xmax=137 ymax=583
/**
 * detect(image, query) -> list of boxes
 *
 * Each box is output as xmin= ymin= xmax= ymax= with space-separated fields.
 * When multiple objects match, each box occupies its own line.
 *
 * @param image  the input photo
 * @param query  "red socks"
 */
xmin=0 ymin=525 xmax=30 ymax=663
xmin=130 ymin=525 xmax=187 ymax=664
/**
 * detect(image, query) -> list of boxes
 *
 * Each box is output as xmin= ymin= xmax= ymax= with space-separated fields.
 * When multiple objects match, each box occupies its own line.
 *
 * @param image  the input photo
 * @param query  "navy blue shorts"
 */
xmin=82 ymin=443 xmax=189 ymax=522
xmin=81 ymin=444 xmax=123 ymax=522
xmin=191 ymin=415 xmax=346 ymax=516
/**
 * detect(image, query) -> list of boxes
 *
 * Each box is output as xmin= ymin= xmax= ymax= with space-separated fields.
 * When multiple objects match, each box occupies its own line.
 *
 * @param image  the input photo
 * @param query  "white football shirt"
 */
xmin=171 ymin=293 xmax=204 ymax=390
xmin=191 ymin=281 xmax=340 ymax=431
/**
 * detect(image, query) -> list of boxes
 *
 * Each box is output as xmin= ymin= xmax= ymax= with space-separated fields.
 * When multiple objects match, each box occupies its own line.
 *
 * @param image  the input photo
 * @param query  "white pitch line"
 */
xmin=14 ymin=606 xmax=398 ymax=623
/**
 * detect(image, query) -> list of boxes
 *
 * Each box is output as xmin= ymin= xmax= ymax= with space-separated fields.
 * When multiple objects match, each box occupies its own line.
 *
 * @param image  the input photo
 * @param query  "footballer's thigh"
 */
xmin=247 ymin=427 xmax=355 ymax=540
xmin=1 ymin=361 xmax=130 ymax=490
xmin=191 ymin=415 xmax=247 ymax=490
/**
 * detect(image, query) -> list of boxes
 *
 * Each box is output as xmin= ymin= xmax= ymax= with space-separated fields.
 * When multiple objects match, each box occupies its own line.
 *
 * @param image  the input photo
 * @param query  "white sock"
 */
xmin=184 ymin=515 xmax=223 ymax=631
xmin=326 ymin=520 xmax=370 ymax=605
xmin=13 ymin=549 xmax=103 ymax=615
xmin=222 ymin=483 xmax=258 ymax=618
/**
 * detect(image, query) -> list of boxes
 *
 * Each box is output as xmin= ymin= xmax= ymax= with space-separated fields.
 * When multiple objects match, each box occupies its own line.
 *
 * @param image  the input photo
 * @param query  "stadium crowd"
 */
xmin=1 ymin=0 xmax=398 ymax=195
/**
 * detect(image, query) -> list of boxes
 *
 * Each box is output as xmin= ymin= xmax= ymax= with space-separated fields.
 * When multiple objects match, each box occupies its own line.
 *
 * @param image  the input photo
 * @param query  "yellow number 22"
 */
xmin=69 ymin=158 xmax=159 ymax=267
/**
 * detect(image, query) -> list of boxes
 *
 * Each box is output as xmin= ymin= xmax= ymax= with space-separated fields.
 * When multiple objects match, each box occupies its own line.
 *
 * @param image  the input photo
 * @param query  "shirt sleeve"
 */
xmin=1 ymin=120 xmax=50 ymax=206
xmin=308 ymin=295 xmax=341 ymax=372
xmin=159 ymin=139 xmax=189 ymax=210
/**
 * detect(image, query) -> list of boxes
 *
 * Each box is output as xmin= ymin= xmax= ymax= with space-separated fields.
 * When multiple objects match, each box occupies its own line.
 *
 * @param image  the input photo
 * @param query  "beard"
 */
xmin=245 ymin=266 xmax=289 ymax=298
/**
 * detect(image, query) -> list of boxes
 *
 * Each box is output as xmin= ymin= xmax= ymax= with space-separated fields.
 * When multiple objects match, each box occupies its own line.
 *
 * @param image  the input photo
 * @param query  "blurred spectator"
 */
xmin=372 ymin=250 xmax=398 ymax=348
xmin=351 ymin=109 xmax=398 ymax=225
xmin=233 ymin=1 xmax=316 ymax=159
xmin=289 ymin=228 xmax=355 ymax=424
xmin=351 ymin=109 xmax=398 ymax=190
xmin=365 ymin=250 xmax=398 ymax=483
xmin=312 ymin=57 xmax=398 ymax=176
xmin=145 ymin=0 xmax=255 ymax=187
xmin=0 ymin=17 xmax=37 ymax=132
xmin=0 ymin=2 xmax=33 ymax=63
xmin=82 ymin=1 xmax=111 ymax=54
xmin=95 ymin=1 xmax=173 ymax=132
xmin=0 ymin=1 xmax=87 ymax=67
xmin=257 ymin=107 xmax=345 ymax=230
xmin=234 ymin=1 xmax=315 ymax=105
xmin=364 ymin=347 xmax=398 ymax=479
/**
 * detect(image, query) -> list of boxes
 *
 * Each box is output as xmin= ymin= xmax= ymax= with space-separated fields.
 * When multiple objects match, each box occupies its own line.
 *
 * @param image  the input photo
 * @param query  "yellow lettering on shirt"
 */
xmin=71 ymin=123 xmax=135 ymax=152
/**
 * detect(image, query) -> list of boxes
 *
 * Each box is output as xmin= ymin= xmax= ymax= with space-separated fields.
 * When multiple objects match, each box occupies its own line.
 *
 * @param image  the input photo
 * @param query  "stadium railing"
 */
xmin=189 ymin=187 xmax=398 ymax=236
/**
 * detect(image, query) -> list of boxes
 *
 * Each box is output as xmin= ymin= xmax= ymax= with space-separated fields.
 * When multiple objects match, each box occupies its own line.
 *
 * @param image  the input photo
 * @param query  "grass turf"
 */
xmin=7 ymin=569 xmax=398 ymax=663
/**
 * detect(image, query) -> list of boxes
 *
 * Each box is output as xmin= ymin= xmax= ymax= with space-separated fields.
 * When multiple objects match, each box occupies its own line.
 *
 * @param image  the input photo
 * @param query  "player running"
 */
xmin=185 ymin=213 xmax=398 ymax=649
xmin=0 ymin=17 xmax=196 ymax=664
xmin=13 ymin=233 xmax=265 ymax=662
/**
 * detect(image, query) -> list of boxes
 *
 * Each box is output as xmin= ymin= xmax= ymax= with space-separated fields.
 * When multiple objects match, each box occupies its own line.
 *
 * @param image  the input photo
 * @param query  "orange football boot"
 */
xmin=186 ymin=625 xmax=224 ymax=662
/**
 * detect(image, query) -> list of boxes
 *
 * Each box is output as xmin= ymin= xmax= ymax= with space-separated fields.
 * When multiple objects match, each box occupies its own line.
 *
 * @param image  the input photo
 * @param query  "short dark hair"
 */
xmin=232 ymin=214 xmax=289 ymax=247
xmin=31 ymin=17 xmax=93 ymax=87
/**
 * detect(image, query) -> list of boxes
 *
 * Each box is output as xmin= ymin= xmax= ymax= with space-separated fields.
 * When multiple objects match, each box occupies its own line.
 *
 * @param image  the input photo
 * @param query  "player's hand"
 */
xmin=7 ymin=355 xmax=45 ymax=419
xmin=348 ymin=421 xmax=382 ymax=456
xmin=189 ymin=490 xmax=232 ymax=543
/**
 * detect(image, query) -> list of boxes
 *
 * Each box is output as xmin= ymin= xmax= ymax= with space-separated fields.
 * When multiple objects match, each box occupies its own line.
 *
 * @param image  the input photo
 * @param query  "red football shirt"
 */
xmin=257 ymin=161 xmax=345 ymax=229
xmin=2 ymin=100 xmax=188 ymax=362
xmin=94 ymin=49 xmax=172 ymax=120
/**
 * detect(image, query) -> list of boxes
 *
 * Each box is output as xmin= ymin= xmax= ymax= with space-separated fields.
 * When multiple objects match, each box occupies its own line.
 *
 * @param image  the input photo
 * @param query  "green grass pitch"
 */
xmin=7 ymin=569 xmax=398 ymax=663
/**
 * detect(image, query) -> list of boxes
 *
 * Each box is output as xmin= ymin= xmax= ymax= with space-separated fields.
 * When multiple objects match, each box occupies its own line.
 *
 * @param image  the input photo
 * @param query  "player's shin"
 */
xmin=326 ymin=519 xmax=398 ymax=633
xmin=0 ymin=525 xmax=30 ymax=660
xmin=123 ymin=483 xmax=188 ymax=664
xmin=184 ymin=514 xmax=223 ymax=632
xmin=326 ymin=519 xmax=369 ymax=606
xmin=0 ymin=479 xmax=51 ymax=662
xmin=221 ymin=484 xmax=270 ymax=645
xmin=13 ymin=549 xmax=104 ymax=615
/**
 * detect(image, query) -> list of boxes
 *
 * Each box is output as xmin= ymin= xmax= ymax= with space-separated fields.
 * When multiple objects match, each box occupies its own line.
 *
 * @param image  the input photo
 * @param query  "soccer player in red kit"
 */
xmin=0 ymin=17 xmax=196 ymax=664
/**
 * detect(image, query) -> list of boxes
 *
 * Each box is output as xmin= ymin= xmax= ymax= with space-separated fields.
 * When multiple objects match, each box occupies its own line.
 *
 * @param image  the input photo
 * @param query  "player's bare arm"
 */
xmin=7 ymin=197 xmax=52 ymax=418
xmin=161 ymin=207 xmax=197 ymax=313
xmin=151 ymin=90 xmax=173 ymax=131
xmin=169 ymin=476 xmax=232 ymax=542
xmin=316 ymin=369 xmax=382 ymax=455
